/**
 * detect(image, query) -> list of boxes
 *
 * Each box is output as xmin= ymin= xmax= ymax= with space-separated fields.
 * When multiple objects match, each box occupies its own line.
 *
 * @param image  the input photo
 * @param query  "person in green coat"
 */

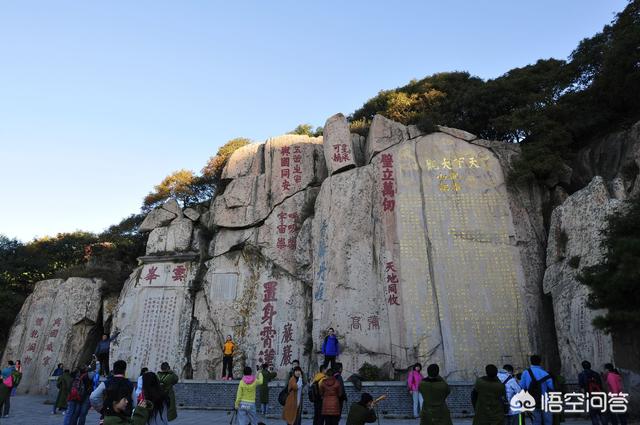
xmin=471 ymin=364 xmax=506 ymax=425
xmin=103 ymin=383 xmax=153 ymax=425
xmin=157 ymin=362 xmax=179 ymax=421
xmin=346 ymin=393 xmax=378 ymax=425
xmin=56 ymin=369 xmax=73 ymax=411
xmin=419 ymin=364 xmax=453 ymax=425
xmin=258 ymin=363 xmax=277 ymax=415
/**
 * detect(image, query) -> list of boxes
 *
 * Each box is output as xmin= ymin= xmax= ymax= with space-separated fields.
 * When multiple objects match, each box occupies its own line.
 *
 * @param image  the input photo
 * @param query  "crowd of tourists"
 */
xmin=0 ymin=329 xmax=631 ymax=425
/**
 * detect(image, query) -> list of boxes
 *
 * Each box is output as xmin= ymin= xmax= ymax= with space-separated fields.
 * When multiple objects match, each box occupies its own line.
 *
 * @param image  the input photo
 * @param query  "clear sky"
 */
xmin=0 ymin=0 xmax=629 ymax=242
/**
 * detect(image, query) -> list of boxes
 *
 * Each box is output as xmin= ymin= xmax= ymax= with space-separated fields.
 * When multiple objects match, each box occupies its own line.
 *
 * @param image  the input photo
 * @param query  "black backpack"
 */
xmin=308 ymin=381 xmax=321 ymax=403
xmin=526 ymin=368 xmax=551 ymax=407
xmin=278 ymin=387 xmax=288 ymax=406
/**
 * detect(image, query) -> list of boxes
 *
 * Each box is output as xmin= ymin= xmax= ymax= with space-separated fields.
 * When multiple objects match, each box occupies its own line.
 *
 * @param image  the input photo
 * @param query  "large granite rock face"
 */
xmin=190 ymin=249 xmax=310 ymax=379
xmin=1 ymin=278 xmax=105 ymax=394
xmin=323 ymin=113 xmax=357 ymax=175
xmin=543 ymin=177 xmax=622 ymax=378
xmin=311 ymin=125 xmax=533 ymax=381
xmin=109 ymin=261 xmax=198 ymax=377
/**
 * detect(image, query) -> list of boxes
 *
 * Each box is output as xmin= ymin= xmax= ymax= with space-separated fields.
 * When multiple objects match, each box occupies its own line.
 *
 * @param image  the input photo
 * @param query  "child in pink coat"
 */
xmin=407 ymin=363 xmax=424 ymax=418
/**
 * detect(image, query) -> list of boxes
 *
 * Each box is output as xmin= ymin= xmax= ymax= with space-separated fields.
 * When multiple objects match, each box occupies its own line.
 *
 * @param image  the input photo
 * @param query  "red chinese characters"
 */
xmin=259 ymin=281 xmax=278 ymax=365
xmin=280 ymin=321 xmax=294 ymax=367
xmin=281 ymin=146 xmax=291 ymax=191
xmin=143 ymin=266 xmax=160 ymax=283
xmin=386 ymin=261 xmax=400 ymax=305
xmin=171 ymin=265 xmax=187 ymax=282
xmin=292 ymin=146 xmax=303 ymax=184
xmin=333 ymin=144 xmax=351 ymax=163
xmin=381 ymin=154 xmax=396 ymax=212
xmin=368 ymin=315 xmax=380 ymax=330
xmin=276 ymin=211 xmax=299 ymax=250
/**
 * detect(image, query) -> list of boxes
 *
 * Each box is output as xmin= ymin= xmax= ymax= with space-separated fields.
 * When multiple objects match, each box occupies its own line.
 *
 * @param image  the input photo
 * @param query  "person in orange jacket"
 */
xmin=222 ymin=335 xmax=236 ymax=380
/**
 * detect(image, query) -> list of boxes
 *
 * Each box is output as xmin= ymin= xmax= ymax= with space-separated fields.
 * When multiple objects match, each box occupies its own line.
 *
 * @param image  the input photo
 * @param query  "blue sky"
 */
xmin=0 ymin=0 xmax=629 ymax=241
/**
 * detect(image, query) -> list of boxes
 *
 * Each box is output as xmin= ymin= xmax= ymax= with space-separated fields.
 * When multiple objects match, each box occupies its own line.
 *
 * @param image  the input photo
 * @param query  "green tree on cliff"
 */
xmin=578 ymin=197 xmax=640 ymax=332
xmin=288 ymin=123 xmax=323 ymax=137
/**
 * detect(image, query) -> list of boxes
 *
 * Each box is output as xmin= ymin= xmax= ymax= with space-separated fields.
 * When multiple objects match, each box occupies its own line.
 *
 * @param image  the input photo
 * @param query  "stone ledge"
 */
xmin=138 ymin=252 xmax=199 ymax=264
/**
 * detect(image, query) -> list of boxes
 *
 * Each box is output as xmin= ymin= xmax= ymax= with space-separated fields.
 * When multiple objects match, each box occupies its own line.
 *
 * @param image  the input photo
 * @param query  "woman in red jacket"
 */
xmin=320 ymin=368 xmax=343 ymax=425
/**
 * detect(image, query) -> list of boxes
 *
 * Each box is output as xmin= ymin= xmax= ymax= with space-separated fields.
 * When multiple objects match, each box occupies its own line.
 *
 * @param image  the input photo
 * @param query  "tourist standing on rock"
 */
xmin=310 ymin=364 xmax=327 ymax=425
xmin=95 ymin=332 xmax=120 ymax=376
xmin=222 ymin=335 xmax=236 ymax=380
xmin=283 ymin=366 xmax=304 ymax=425
xmin=103 ymin=385 xmax=154 ymax=425
xmin=134 ymin=368 xmax=149 ymax=404
xmin=140 ymin=372 xmax=170 ymax=425
xmin=345 ymin=392 xmax=380 ymax=425
xmin=497 ymin=365 xmax=521 ymax=425
xmin=258 ymin=363 xmax=277 ymax=416
xmin=157 ymin=362 xmax=179 ymax=421
xmin=319 ymin=368 xmax=342 ymax=425
xmin=472 ymin=364 xmax=506 ymax=425
xmin=578 ymin=361 xmax=605 ymax=425
xmin=519 ymin=355 xmax=554 ymax=425
xmin=235 ymin=365 xmax=264 ymax=425
xmin=91 ymin=360 xmax=134 ymax=424
xmin=603 ymin=363 xmax=627 ymax=425
xmin=321 ymin=328 xmax=340 ymax=370
xmin=408 ymin=362 xmax=424 ymax=418
xmin=418 ymin=363 xmax=452 ymax=425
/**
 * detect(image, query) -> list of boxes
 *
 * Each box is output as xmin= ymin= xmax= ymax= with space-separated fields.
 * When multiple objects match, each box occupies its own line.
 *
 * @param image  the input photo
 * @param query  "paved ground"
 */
xmin=0 ymin=394 xmax=607 ymax=425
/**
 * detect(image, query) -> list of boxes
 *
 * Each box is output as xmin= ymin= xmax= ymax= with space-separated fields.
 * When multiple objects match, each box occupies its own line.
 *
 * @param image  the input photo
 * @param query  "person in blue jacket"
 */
xmin=321 ymin=328 xmax=340 ymax=370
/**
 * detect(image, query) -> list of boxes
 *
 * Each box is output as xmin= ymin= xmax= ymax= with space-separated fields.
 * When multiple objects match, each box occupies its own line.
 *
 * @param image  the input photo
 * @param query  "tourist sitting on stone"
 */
xmin=310 ymin=364 xmax=328 ymax=425
xmin=319 ymin=368 xmax=342 ymax=425
xmin=345 ymin=392 xmax=380 ymax=425
xmin=235 ymin=365 xmax=264 ymax=425
xmin=157 ymin=362 xmax=179 ymax=421
xmin=283 ymin=366 xmax=304 ymax=425
xmin=134 ymin=368 xmax=148 ymax=404
xmin=408 ymin=362 xmax=424 ymax=418
xmin=140 ymin=372 xmax=170 ymax=425
xmin=418 ymin=363 xmax=452 ymax=425
xmin=95 ymin=332 xmax=120 ymax=376
xmin=321 ymin=328 xmax=340 ymax=370
xmin=103 ymin=384 xmax=154 ymax=425
xmin=498 ymin=364 xmax=522 ymax=425
xmin=91 ymin=360 xmax=134 ymax=421
xmin=258 ymin=363 xmax=277 ymax=416
xmin=471 ymin=364 xmax=506 ymax=425
xmin=222 ymin=335 xmax=236 ymax=380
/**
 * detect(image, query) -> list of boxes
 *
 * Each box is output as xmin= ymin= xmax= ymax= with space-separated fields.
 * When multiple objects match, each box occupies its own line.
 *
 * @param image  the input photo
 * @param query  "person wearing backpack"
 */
xmin=157 ymin=362 xmax=179 ymax=421
xmin=310 ymin=364 xmax=327 ymax=425
xmin=498 ymin=365 xmax=521 ymax=425
xmin=472 ymin=364 xmax=506 ymax=425
xmin=321 ymin=328 xmax=340 ymax=370
xmin=519 ymin=355 xmax=554 ymax=425
xmin=90 ymin=360 xmax=134 ymax=424
xmin=0 ymin=360 xmax=16 ymax=417
xmin=578 ymin=361 xmax=605 ymax=425
xmin=65 ymin=367 xmax=92 ymax=425
xmin=258 ymin=363 xmax=277 ymax=416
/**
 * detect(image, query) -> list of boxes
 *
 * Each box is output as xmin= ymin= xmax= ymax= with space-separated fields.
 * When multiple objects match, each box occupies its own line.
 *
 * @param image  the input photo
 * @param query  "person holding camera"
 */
xmin=258 ymin=364 xmax=277 ymax=415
